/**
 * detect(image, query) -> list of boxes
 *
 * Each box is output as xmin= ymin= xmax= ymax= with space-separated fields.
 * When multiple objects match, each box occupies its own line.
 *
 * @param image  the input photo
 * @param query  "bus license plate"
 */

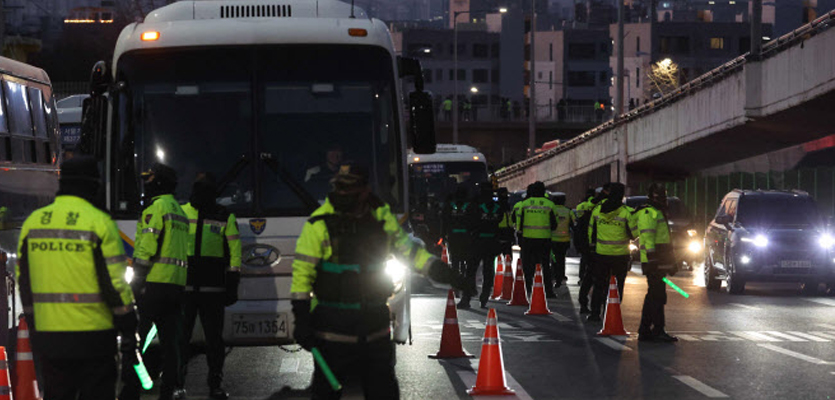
xmin=232 ymin=313 xmax=288 ymax=339
xmin=781 ymin=260 xmax=811 ymax=268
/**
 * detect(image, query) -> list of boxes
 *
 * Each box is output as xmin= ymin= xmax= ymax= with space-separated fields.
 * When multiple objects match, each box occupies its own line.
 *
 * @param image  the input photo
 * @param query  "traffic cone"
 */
xmin=441 ymin=244 xmax=449 ymax=265
xmin=491 ymin=256 xmax=504 ymax=299
xmin=467 ymin=309 xmax=514 ymax=396
xmin=499 ymin=258 xmax=516 ymax=301
xmin=429 ymin=289 xmax=474 ymax=359
xmin=14 ymin=316 xmax=39 ymax=400
xmin=525 ymin=264 xmax=552 ymax=315
xmin=598 ymin=276 xmax=629 ymax=336
xmin=0 ymin=346 xmax=10 ymax=400
xmin=507 ymin=263 xmax=529 ymax=306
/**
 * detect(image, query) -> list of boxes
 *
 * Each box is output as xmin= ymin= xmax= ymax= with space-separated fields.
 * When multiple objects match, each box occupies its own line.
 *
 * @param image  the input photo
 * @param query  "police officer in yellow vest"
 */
xmin=121 ymin=163 xmax=190 ymax=400
xmin=635 ymin=184 xmax=679 ymax=342
xmin=573 ymin=188 xmax=597 ymax=287
xmin=495 ymin=188 xmax=515 ymax=258
xmin=179 ymin=174 xmax=242 ymax=398
xmin=290 ymin=162 xmax=464 ymax=399
xmin=515 ymin=181 xmax=557 ymax=297
xmin=17 ymin=156 xmax=139 ymax=399
xmin=549 ymin=195 xmax=572 ymax=291
xmin=587 ymin=183 xmax=632 ymax=322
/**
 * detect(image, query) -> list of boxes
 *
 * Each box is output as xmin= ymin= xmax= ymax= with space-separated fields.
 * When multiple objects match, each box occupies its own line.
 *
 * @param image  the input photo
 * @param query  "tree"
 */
xmin=646 ymin=58 xmax=679 ymax=98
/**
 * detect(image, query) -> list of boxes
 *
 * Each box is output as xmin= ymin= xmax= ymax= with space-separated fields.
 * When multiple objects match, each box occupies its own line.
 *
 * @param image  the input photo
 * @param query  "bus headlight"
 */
xmin=386 ymin=258 xmax=407 ymax=287
xmin=688 ymin=240 xmax=702 ymax=253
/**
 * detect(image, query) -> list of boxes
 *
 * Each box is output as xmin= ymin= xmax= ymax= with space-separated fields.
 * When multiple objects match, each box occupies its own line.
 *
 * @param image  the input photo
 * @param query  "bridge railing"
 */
xmin=495 ymin=9 xmax=835 ymax=182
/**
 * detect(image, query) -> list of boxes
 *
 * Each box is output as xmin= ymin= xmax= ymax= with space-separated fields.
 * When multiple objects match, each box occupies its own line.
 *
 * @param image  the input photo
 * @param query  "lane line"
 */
xmin=816 ymin=323 xmax=835 ymax=330
xmin=786 ymin=331 xmax=831 ymax=342
xmin=549 ymin=312 xmax=571 ymax=322
xmin=763 ymin=331 xmax=808 ymax=342
xmin=729 ymin=303 xmax=759 ymax=310
xmin=457 ymin=360 xmax=534 ymax=400
xmin=595 ymin=337 xmax=632 ymax=351
xmin=810 ymin=331 xmax=835 ymax=340
xmin=730 ymin=331 xmax=782 ymax=342
xmin=804 ymin=298 xmax=835 ymax=307
xmin=672 ymin=376 xmax=729 ymax=398
xmin=758 ymin=344 xmax=834 ymax=365
xmin=279 ymin=358 xmax=300 ymax=374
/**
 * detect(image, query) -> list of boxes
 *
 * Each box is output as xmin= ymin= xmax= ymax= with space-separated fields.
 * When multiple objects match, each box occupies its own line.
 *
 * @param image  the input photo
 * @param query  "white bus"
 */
xmin=79 ymin=0 xmax=436 ymax=345
xmin=407 ymin=144 xmax=487 ymax=251
xmin=0 ymin=57 xmax=61 ymax=346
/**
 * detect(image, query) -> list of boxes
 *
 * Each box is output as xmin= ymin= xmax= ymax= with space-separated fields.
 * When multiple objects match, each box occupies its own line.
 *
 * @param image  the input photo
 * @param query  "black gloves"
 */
xmin=114 ymin=310 xmax=141 ymax=375
xmin=427 ymin=259 xmax=472 ymax=295
xmin=291 ymin=299 xmax=317 ymax=351
xmin=225 ymin=271 xmax=240 ymax=306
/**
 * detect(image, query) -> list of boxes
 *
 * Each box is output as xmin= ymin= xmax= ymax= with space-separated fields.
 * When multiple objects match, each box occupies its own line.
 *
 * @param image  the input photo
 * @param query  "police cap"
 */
xmin=141 ymin=162 xmax=177 ymax=185
xmin=330 ymin=161 xmax=369 ymax=191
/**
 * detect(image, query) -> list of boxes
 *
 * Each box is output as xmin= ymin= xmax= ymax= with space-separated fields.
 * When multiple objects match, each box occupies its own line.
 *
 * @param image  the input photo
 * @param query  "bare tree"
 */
xmin=646 ymin=58 xmax=679 ymax=98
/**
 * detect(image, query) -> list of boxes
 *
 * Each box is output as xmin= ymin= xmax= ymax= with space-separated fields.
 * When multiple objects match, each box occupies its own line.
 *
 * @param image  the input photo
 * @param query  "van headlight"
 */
xmin=386 ymin=258 xmax=407 ymax=288
xmin=741 ymin=235 xmax=769 ymax=248
xmin=688 ymin=240 xmax=702 ymax=253
xmin=818 ymin=234 xmax=835 ymax=249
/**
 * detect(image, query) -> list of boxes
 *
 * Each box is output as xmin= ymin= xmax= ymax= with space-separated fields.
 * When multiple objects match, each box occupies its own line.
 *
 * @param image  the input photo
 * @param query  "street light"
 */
xmin=470 ymin=86 xmax=479 ymax=93
xmin=453 ymin=7 xmax=507 ymax=144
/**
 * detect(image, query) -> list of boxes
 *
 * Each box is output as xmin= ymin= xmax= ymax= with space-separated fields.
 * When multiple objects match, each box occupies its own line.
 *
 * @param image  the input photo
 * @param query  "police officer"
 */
xmin=515 ymin=181 xmax=557 ymax=297
xmin=290 ymin=162 xmax=464 ymax=399
xmin=179 ymin=174 xmax=242 ymax=398
xmin=574 ymin=187 xmax=603 ymax=314
xmin=635 ymin=184 xmax=679 ymax=342
xmin=549 ymin=195 xmax=572 ymax=291
xmin=17 ymin=156 xmax=138 ymax=399
xmin=471 ymin=182 xmax=502 ymax=308
xmin=495 ymin=188 xmax=515 ymax=258
xmin=121 ymin=163 xmax=190 ymax=400
xmin=586 ymin=183 xmax=632 ymax=322
xmin=443 ymin=184 xmax=478 ymax=309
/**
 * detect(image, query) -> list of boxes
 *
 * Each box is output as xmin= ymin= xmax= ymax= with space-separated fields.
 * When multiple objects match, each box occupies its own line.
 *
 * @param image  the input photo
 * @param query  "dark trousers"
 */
xmin=43 ymin=356 xmax=116 ymax=400
xmin=639 ymin=271 xmax=667 ymax=336
xmin=469 ymin=240 xmax=499 ymax=302
xmin=550 ymin=241 xmax=570 ymax=287
xmin=312 ymin=339 xmax=399 ymax=400
xmin=521 ymin=238 xmax=553 ymax=295
xmin=182 ymin=292 xmax=226 ymax=388
xmin=121 ymin=285 xmax=185 ymax=399
xmin=589 ymin=254 xmax=630 ymax=315
xmin=578 ymin=252 xmax=594 ymax=308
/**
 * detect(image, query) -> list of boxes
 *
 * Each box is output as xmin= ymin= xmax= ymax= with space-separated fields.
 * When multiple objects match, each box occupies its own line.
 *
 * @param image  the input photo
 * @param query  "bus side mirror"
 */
xmin=79 ymin=61 xmax=111 ymax=160
xmin=399 ymin=57 xmax=436 ymax=155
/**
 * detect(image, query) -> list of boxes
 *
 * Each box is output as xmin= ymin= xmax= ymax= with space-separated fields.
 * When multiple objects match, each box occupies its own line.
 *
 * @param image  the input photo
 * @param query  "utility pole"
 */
xmin=615 ymin=0 xmax=624 ymax=119
xmin=528 ymin=0 xmax=537 ymax=156
xmin=0 ymin=0 xmax=6 ymax=57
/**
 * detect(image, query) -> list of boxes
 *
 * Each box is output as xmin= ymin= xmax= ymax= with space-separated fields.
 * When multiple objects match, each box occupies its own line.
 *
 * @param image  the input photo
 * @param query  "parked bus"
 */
xmin=408 ymin=144 xmax=487 ymax=252
xmin=0 ymin=57 xmax=61 ymax=345
xmin=79 ymin=0 xmax=436 ymax=345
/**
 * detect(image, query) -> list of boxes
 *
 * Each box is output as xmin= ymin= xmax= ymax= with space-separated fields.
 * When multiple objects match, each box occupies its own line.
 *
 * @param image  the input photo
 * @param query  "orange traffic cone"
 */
xmin=525 ymin=264 xmax=552 ymax=315
xmin=429 ymin=289 xmax=474 ymax=359
xmin=491 ymin=256 xmax=504 ymax=299
xmin=0 ymin=346 xmax=11 ymax=400
xmin=441 ymin=244 xmax=449 ymax=265
xmin=598 ymin=276 xmax=629 ymax=336
xmin=507 ymin=263 xmax=529 ymax=306
xmin=499 ymin=258 xmax=516 ymax=300
xmin=467 ymin=309 xmax=514 ymax=396
xmin=14 ymin=316 xmax=39 ymax=400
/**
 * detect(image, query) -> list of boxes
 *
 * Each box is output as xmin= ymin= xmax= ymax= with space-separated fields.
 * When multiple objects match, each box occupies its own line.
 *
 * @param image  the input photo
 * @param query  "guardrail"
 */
xmin=494 ymin=9 xmax=835 ymax=182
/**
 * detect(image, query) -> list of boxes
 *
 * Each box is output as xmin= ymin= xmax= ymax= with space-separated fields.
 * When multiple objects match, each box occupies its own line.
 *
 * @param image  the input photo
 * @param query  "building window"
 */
xmin=473 ymin=43 xmax=489 ymax=58
xmin=598 ymin=71 xmax=607 ymax=84
xmin=710 ymin=37 xmax=725 ymax=49
xmin=659 ymin=36 xmax=690 ymax=54
xmin=422 ymin=69 xmax=433 ymax=83
xmin=549 ymin=43 xmax=553 ymax=61
xmin=457 ymin=69 xmax=466 ymax=81
xmin=449 ymin=69 xmax=454 ymax=80
xmin=436 ymin=69 xmax=443 ymax=81
xmin=567 ymin=71 xmax=596 ymax=87
xmin=473 ymin=69 xmax=489 ymax=83
xmin=636 ymin=67 xmax=640 ymax=88
xmin=637 ymin=37 xmax=641 ymax=53
xmin=549 ymin=71 xmax=553 ymax=89
xmin=568 ymin=43 xmax=596 ymax=60
xmin=491 ymin=43 xmax=500 ymax=58
xmin=491 ymin=69 xmax=500 ymax=83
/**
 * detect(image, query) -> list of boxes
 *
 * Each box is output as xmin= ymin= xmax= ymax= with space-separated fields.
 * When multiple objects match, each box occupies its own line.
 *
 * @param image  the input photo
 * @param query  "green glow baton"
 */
xmin=663 ymin=277 xmax=690 ymax=298
xmin=311 ymin=347 xmax=342 ymax=391
xmin=142 ymin=324 xmax=157 ymax=354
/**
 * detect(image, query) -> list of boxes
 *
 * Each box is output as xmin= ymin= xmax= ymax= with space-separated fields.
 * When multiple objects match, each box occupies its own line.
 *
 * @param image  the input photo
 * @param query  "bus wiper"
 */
xmin=217 ymin=154 xmax=251 ymax=194
xmin=260 ymin=153 xmax=320 ymax=213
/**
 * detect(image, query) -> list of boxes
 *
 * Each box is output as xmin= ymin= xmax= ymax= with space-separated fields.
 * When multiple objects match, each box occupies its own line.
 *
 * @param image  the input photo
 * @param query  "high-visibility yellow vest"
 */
xmin=17 ymin=195 xmax=134 ymax=332
xmin=550 ymin=204 xmax=572 ymax=242
xmin=182 ymin=203 xmax=242 ymax=291
xmin=516 ymin=197 xmax=556 ymax=239
xmin=134 ymin=194 xmax=189 ymax=286
xmin=589 ymin=202 xmax=633 ymax=256
xmin=635 ymin=205 xmax=672 ymax=263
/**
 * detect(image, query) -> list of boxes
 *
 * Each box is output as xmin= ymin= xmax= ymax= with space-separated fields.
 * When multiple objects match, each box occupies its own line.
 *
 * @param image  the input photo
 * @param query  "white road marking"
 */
xmin=279 ymin=358 xmax=300 ymax=374
xmin=810 ymin=332 xmax=835 ymax=340
xmin=816 ymin=323 xmax=835 ymax=330
xmin=763 ymin=331 xmax=808 ymax=342
xmin=804 ymin=298 xmax=835 ymax=307
xmin=785 ymin=331 xmax=831 ymax=342
xmin=549 ymin=312 xmax=571 ymax=322
xmin=595 ymin=337 xmax=632 ymax=351
xmin=758 ymin=344 xmax=834 ymax=365
xmin=730 ymin=331 xmax=782 ymax=342
xmin=513 ymin=321 xmax=536 ymax=329
xmin=453 ymin=360 xmax=534 ymax=400
xmin=672 ymin=376 xmax=729 ymax=398
xmin=729 ymin=303 xmax=759 ymax=310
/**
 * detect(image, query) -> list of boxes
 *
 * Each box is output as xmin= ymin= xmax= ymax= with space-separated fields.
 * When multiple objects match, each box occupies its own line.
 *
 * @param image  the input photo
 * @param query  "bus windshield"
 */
xmin=111 ymin=45 xmax=402 ymax=218
xmin=409 ymin=161 xmax=487 ymax=206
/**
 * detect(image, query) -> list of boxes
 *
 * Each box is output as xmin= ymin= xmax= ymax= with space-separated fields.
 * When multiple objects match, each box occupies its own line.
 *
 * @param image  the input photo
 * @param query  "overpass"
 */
xmin=495 ymin=10 xmax=835 ymax=205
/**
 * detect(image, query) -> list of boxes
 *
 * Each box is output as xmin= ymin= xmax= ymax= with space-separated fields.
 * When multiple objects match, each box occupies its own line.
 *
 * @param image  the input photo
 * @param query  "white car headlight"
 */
xmin=742 ymin=235 xmax=769 ymax=247
xmin=819 ymin=234 xmax=835 ymax=249
xmin=385 ymin=258 xmax=407 ymax=286
xmin=688 ymin=240 xmax=702 ymax=253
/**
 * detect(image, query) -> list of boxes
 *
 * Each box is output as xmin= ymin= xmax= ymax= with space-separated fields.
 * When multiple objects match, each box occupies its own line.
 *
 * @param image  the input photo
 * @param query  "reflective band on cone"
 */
xmin=598 ymin=276 xmax=629 ymax=336
xmin=15 ymin=316 xmax=40 ymax=400
xmin=0 ymin=346 xmax=10 ymax=400
xmin=467 ymin=309 xmax=514 ymax=396
xmin=429 ymin=289 xmax=474 ymax=359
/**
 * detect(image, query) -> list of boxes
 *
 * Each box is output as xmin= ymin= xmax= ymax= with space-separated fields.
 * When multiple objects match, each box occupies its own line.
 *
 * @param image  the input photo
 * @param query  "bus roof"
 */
xmin=408 ymin=144 xmax=487 ymax=165
xmin=0 ymin=56 xmax=51 ymax=85
xmin=112 ymin=0 xmax=394 ymax=73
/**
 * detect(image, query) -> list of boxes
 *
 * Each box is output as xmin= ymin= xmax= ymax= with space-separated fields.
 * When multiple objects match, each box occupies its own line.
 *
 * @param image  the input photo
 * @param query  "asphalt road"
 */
xmin=167 ymin=257 xmax=835 ymax=400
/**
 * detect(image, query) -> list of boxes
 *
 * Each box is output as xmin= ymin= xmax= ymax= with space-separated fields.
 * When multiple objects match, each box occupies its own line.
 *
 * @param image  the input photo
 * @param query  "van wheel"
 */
xmin=704 ymin=256 xmax=721 ymax=291
xmin=802 ymin=282 xmax=822 ymax=296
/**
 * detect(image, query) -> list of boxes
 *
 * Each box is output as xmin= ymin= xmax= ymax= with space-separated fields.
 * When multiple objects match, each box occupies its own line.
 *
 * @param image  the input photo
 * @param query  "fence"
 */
xmin=435 ymin=104 xmax=613 ymax=123
xmin=635 ymin=167 xmax=835 ymax=231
